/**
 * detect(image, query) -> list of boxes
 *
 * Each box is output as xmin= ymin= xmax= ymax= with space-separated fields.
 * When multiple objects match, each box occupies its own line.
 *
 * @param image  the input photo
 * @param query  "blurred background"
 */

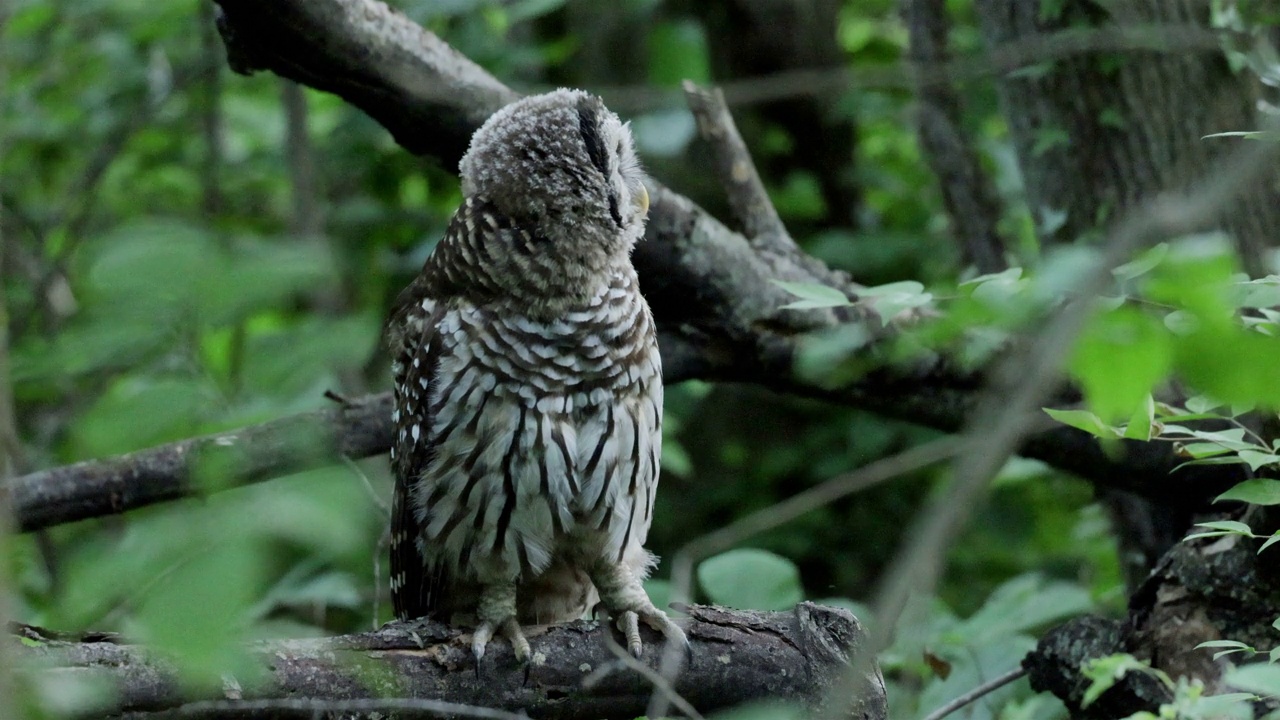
xmin=0 ymin=0 xmax=1166 ymax=717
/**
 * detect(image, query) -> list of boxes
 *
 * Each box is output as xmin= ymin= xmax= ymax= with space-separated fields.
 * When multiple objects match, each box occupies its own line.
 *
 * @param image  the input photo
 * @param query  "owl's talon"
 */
xmin=505 ymin=619 xmax=531 ymax=664
xmin=472 ymin=621 xmax=496 ymax=662
xmin=616 ymin=611 xmax=643 ymax=657
xmin=591 ymin=601 xmax=608 ymax=622
xmin=472 ymin=617 xmax=530 ymax=664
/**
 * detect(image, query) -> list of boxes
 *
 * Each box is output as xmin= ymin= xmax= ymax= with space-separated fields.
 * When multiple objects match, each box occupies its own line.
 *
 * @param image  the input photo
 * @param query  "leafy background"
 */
xmin=7 ymin=0 xmax=1279 ymax=718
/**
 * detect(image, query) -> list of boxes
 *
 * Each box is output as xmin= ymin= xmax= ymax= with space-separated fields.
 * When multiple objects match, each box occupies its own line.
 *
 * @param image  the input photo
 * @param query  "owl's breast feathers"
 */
xmin=388 ymin=196 xmax=661 ymax=623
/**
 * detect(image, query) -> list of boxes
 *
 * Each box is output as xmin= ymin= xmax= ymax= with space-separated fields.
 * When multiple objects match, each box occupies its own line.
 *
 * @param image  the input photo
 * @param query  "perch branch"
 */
xmin=14 ymin=604 xmax=887 ymax=720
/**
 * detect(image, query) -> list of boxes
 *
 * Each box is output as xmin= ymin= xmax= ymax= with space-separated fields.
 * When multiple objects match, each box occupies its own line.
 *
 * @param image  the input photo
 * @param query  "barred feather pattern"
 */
xmin=388 ymin=197 xmax=662 ymax=627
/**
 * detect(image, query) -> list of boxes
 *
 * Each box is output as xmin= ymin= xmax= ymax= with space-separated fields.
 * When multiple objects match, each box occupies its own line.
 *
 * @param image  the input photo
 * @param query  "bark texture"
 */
xmin=13 ymin=604 xmax=887 ymax=720
xmin=905 ymin=0 xmax=1009 ymax=273
xmin=1023 ymin=507 xmax=1280 ymax=718
xmin=975 ymin=0 xmax=1279 ymax=270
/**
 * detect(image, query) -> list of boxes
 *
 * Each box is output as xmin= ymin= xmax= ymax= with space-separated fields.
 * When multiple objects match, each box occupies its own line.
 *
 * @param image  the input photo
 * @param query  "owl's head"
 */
xmin=459 ymin=89 xmax=649 ymax=257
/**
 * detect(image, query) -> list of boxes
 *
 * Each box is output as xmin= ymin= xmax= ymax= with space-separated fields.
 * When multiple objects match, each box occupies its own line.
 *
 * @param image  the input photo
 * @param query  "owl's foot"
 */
xmin=592 ymin=562 xmax=689 ymax=659
xmin=473 ymin=582 xmax=530 ymax=663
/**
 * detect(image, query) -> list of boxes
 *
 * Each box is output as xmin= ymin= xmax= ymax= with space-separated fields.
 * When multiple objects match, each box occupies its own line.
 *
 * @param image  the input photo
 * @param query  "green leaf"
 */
xmin=1043 ymin=408 xmax=1121 ymax=439
xmin=860 ymin=281 xmax=932 ymax=324
xmin=1202 ymin=642 xmax=1256 ymax=661
xmin=1195 ymin=639 xmax=1252 ymax=649
xmin=1081 ymin=654 xmax=1148 ymax=708
xmin=1202 ymin=131 xmax=1280 ymax=141
xmin=1238 ymin=450 xmax=1280 ymax=471
xmin=1226 ymin=662 xmax=1280 ymax=696
xmin=1142 ymin=233 xmax=1237 ymax=320
xmin=1192 ymin=520 xmax=1254 ymax=534
xmin=1217 ymin=479 xmax=1280 ymax=506
xmin=1258 ymin=533 xmax=1280 ymax=554
xmin=772 ymin=280 xmax=852 ymax=310
xmin=1176 ymin=327 xmax=1280 ymax=407
xmin=70 ymin=376 xmax=218 ymax=458
xmin=697 ymin=549 xmax=803 ymax=611
xmin=956 ymin=574 xmax=1093 ymax=643
xmin=1069 ymin=306 xmax=1172 ymax=423
xmin=1112 ymin=244 xmax=1168 ymax=281
xmin=1180 ymin=442 xmax=1238 ymax=459
xmin=1123 ymin=395 xmax=1155 ymax=441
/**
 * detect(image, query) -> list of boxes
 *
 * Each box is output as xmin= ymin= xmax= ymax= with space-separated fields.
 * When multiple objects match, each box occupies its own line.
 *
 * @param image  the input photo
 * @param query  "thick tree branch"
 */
xmin=15 ymin=604 xmax=887 ymax=720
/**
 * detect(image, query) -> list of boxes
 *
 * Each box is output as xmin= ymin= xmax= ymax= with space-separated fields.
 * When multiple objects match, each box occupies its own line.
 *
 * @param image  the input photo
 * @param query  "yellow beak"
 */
xmin=634 ymin=184 xmax=650 ymax=216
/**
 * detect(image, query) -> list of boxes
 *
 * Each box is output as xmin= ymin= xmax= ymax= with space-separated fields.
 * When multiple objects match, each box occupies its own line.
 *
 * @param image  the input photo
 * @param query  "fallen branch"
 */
xmin=15 ymin=603 xmax=887 ymax=720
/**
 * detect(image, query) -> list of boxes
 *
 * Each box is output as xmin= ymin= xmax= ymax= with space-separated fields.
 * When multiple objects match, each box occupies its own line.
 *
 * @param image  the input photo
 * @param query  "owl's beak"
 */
xmin=634 ymin=185 xmax=650 ymax=216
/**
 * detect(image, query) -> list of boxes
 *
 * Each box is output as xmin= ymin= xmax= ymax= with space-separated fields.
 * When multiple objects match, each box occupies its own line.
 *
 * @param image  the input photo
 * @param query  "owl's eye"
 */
xmin=576 ymin=101 xmax=611 ymax=178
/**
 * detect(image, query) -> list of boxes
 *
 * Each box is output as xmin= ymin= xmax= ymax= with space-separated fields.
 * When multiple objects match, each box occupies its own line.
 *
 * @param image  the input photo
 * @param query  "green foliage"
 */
xmin=10 ymin=2 xmax=1278 ymax=719
xmin=697 ymin=549 xmax=804 ymax=611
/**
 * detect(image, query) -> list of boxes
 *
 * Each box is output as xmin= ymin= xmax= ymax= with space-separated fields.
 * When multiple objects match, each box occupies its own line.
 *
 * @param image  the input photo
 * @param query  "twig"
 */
xmin=281 ymin=78 xmax=322 ymax=239
xmin=341 ymin=456 xmax=389 ymax=516
xmin=919 ymin=666 xmax=1028 ymax=720
xmin=585 ymin=622 xmax=705 ymax=720
xmin=650 ymin=435 xmax=964 ymax=717
xmin=594 ymin=24 xmax=1227 ymax=113
xmin=682 ymin=82 xmax=788 ymax=246
xmin=0 ymin=23 xmax=20 ymax=714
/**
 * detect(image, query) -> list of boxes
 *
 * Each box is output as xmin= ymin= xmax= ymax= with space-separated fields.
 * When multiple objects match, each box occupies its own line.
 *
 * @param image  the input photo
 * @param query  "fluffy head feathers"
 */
xmin=459 ymin=89 xmax=648 ymax=256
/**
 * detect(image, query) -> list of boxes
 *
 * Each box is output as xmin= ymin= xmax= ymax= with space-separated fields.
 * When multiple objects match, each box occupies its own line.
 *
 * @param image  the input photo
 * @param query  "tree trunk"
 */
xmin=975 ymin=0 xmax=1279 ymax=272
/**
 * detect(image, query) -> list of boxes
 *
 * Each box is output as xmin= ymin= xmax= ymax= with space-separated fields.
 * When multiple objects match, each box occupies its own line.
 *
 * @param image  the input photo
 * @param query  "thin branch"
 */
xmin=586 ymin=623 xmax=705 ymax=720
xmin=682 ymin=82 xmax=789 ymax=246
xmin=5 ymin=393 xmax=392 ymax=533
xmin=653 ymin=434 xmax=964 ymax=718
xmin=594 ymin=24 xmax=1229 ymax=113
xmin=919 ymin=666 xmax=1028 ymax=720
xmin=281 ymin=78 xmax=322 ymax=239
xmin=0 ymin=23 xmax=20 ymax=715
xmin=199 ymin=1 xmax=226 ymax=218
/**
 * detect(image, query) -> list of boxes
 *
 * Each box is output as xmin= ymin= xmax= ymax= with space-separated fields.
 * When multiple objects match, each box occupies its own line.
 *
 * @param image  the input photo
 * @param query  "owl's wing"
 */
xmin=388 ymin=293 xmax=446 ymax=621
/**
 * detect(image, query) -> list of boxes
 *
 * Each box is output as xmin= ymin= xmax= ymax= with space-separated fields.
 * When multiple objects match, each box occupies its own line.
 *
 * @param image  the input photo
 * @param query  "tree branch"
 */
xmin=6 ymin=394 xmax=391 ymax=533
xmin=15 ymin=604 xmax=887 ymax=720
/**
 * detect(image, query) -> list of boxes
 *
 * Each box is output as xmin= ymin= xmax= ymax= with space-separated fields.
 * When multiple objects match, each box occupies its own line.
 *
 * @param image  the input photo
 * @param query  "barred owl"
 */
xmin=386 ymin=89 xmax=687 ymax=662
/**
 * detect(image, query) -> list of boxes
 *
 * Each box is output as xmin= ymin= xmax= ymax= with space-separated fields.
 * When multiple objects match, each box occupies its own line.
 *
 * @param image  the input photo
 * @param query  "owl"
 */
xmin=385 ymin=89 xmax=687 ymax=663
